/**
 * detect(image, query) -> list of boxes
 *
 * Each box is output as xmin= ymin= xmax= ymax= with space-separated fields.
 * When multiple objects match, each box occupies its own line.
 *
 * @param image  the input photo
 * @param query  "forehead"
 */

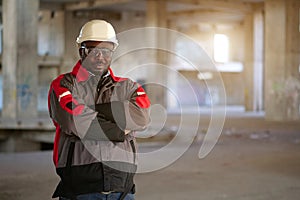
xmin=83 ymin=41 xmax=114 ymax=49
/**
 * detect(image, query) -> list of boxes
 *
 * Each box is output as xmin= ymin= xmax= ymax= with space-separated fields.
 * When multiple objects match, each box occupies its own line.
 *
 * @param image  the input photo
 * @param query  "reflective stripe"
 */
xmin=137 ymin=91 xmax=145 ymax=95
xmin=101 ymin=191 xmax=114 ymax=194
xmin=58 ymin=91 xmax=71 ymax=102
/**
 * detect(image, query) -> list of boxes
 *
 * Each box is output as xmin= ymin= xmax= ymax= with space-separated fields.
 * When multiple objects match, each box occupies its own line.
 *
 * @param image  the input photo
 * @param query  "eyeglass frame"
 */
xmin=80 ymin=46 xmax=114 ymax=58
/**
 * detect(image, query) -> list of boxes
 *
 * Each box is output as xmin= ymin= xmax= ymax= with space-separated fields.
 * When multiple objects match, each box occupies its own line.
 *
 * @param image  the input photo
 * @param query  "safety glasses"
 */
xmin=81 ymin=46 xmax=114 ymax=58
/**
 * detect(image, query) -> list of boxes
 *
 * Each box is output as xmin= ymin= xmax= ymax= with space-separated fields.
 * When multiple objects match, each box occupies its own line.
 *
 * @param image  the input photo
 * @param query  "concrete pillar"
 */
xmin=264 ymin=0 xmax=287 ymax=120
xmin=243 ymin=13 xmax=254 ymax=111
xmin=146 ymin=0 xmax=168 ymax=107
xmin=166 ymin=21 xmax=180 ymax=110
xmin=253 ymin=6 xmax=264 ymax=112
xmin=2 ymin=0 xmax=39 ymax=121
xmin=264 ymin=0 xmax=300 ymax=121
xmin=61 ymin=11 xmax=79 ymax=74
xmin=285 ymin=0 xmax=300 ymax=78
xmin=285 ymin=0 xmax=300 ymax=119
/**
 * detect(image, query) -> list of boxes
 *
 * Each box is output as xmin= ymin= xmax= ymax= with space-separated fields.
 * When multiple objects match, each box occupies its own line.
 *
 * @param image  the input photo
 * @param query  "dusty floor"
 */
xmin=0 ymin=112 xmax=300 ymax=200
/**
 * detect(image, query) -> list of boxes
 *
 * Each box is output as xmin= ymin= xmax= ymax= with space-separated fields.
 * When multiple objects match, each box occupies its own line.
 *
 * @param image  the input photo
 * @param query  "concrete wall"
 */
xmin=0 ymin=0 xmax=299 ymax=153
xmin=177 ymin=23 xmax=245 ymax=106
xmin=3 ymin=8 xmax=246 ymax=111
xmin=0 ymin=0 xmax=299 ymax=118
xmin=38 ymin=10 xmax=64 ymax=57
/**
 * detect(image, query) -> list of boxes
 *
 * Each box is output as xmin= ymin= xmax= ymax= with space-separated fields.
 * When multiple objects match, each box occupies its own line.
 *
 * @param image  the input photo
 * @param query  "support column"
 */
xmin=285 ymin=0 xmax=300 ymax=119
xmin=264 ymin=0 xmax=300 ymax=121
xmin=146 ymin=0 xmax=168 ymax=107
xmin=61 ymin=11 xmax=79 ymax=74
xmin=2 ymin=0 xmax=39 ymax=122
xmin=243 ymin=13 xmax=254 ymax=111
xmin=167 ymin=21 xmax=180 ymax=110
xmin=264 ymin=0 xmax=286 ymax=120
xmin=253 ymin=5 xmax=264 ymax=111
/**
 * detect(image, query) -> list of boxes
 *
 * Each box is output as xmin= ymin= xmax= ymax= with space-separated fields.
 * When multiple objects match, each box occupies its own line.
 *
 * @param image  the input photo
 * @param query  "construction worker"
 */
xmin=48 ymin=20 xmax=151 ymax=200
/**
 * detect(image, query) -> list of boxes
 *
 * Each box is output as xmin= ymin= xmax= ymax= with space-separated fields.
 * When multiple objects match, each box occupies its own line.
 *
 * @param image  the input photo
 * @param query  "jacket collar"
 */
xmin=108 ymin=67 xmax=127 ymax=82
xmin=71 ymin=60 xmax=126 ymax=83
xmin=71 ymin=60 xmax=127 ymax=82
xmin=71 ymin=60 xmax=90 ymax=82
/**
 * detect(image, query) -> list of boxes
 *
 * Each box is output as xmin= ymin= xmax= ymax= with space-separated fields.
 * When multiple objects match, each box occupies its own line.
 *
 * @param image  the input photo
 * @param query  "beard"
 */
xmin=91 ymin=63 xmax=109 ymax=76
xmin=82 ymin=59 xmax=110 ymax=77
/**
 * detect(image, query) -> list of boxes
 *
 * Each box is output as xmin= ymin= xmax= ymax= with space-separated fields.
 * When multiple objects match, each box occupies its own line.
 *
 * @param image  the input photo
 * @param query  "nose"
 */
xmin=95 ymin=51 xmax=105 ymax=60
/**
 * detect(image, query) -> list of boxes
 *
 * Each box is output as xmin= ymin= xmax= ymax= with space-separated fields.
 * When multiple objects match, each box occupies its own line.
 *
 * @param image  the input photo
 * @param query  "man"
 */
xmin=48 ymin=20 xmax=151 ymax=200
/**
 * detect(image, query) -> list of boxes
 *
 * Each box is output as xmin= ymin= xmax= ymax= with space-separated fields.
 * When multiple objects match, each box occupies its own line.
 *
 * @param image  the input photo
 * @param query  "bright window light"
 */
xmin=214 ymin=34 xmax=229 ymax=63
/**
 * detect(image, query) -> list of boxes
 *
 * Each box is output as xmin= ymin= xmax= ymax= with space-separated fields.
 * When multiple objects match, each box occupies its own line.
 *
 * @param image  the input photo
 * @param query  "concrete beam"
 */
xmin=0 ymin=136 xmax=41 ymax=152
xmin=0 ymin=129 xmax=55 ymax=152
xmin=40 ymin=2 xmax=64 ymax=11
xmin=65 ymin=0 xmax=136 ymax=10
xmin=73 ymin=10 xmax=121 ymax=20
xmin=168 ymin=0 xmax=254 ymax=13
xmin=169 ymin=10 xmax=246 ymax=24
xmin=38 ymin=55 xmax=62 ymax=67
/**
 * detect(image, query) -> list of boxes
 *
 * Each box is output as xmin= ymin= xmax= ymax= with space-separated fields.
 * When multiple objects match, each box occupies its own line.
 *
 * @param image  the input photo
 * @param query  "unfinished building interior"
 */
xmin=0 ymin=0 xmax=299 ymax=200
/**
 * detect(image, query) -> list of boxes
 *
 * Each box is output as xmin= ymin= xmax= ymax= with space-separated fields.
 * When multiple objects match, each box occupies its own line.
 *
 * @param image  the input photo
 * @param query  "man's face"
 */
xmin=80 ymin=41 xmax=114 ymax=76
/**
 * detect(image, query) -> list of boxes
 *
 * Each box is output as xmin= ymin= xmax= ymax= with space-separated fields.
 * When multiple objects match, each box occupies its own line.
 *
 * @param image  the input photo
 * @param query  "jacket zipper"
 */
xmin=129 ymin=140 xmax=136 ymax=163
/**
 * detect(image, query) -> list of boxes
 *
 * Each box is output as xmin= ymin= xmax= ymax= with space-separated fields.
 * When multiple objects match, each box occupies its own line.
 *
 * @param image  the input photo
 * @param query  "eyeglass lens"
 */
xmin=84 ymin=47 xmax=113 ymax=57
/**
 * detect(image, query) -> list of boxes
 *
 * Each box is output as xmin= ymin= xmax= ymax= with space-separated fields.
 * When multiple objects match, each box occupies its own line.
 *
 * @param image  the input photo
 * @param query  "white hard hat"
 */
xmin=76 ymin=20 xmax=119 ymax=49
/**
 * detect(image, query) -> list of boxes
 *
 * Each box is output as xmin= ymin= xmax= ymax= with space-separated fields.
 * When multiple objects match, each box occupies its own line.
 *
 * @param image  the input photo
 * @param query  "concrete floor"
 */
xmin=0 ymin=112 xmax=300 ymax=200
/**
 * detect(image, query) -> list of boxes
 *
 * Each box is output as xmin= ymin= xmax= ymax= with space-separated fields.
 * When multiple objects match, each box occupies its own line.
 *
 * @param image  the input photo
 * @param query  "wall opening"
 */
xmin=213 ymin=34 xmax=229 ymax=63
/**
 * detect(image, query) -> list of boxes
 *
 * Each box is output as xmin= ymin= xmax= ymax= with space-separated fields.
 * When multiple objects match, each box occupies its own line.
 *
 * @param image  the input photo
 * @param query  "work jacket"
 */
xmin=48 ymin=60 xmax=151 ymax=198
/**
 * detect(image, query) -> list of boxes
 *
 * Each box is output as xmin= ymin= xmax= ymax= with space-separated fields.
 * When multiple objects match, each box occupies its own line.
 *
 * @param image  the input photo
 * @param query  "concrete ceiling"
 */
xmin=38 ymin=0 xmax=265 ymax=26
xmin=40 ymin=0 xmax=264 ymax=12
xmin=0 ymin=0 xmax=264 ymax=25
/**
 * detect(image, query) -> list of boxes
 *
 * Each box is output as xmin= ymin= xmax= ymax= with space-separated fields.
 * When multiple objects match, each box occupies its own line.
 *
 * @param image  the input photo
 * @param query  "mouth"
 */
xmin=95 ymin=63 xmax=105 ymax=69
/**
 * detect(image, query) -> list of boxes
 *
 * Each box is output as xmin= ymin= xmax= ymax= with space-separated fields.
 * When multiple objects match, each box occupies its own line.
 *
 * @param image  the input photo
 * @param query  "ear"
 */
xmin=79 ymin=47 xmax=86 ymax=59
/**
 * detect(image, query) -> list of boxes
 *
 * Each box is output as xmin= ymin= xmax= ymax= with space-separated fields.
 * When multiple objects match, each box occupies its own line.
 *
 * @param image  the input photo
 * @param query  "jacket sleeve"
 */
xmin=94 ymin=82 xmax=151 ymax=131
xmin=124 ymin=82 xmax=151 ymax=130
xmin=48 ymin=74 xmax=125 ymax=141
